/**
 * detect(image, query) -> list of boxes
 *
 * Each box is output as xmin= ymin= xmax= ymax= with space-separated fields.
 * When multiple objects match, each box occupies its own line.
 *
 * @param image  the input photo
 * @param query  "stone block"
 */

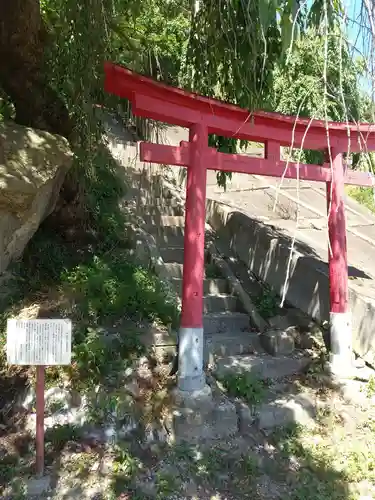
xmin=257 ymin=393 xmax=316 ymax=430
xmin=261 ymin=329 xmax=295 ymax=355
xmin=26 ymin=476 xmax=51 ymax=497
xmin=167 ymin=385 xmax=238 ymax=443
xmin=269 ymin=312 xmax=325 ymax=351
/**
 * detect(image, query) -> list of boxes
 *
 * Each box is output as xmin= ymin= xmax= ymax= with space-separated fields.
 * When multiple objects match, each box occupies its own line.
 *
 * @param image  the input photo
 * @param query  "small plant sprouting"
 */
xmin=221 ymin=372 xmax=267 ymax=408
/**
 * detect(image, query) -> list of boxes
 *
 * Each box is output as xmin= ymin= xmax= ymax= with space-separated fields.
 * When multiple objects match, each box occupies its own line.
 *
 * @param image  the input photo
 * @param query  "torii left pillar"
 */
xmin=178 ymin=123 xmax=208 ymax=392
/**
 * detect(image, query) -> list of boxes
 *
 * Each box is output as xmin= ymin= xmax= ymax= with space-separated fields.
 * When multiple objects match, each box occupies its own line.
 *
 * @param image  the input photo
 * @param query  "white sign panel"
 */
xmin=7 ymin=319 xmax=72 ymax=366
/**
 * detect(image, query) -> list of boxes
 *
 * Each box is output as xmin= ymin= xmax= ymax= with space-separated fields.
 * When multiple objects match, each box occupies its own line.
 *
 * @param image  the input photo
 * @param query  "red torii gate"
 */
xmin=104 ymin=61 xmax=375 ymax=390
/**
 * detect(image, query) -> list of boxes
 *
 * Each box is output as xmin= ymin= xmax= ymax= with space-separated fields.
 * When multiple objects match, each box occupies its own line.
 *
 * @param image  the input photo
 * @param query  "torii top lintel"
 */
xmin=104 ymin=61 xmax=375 ymax=153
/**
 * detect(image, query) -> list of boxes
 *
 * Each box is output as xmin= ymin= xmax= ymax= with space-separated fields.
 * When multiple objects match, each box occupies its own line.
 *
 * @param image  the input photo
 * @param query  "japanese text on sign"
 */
xmin=7 ymin=319 xmax=72 ymax=365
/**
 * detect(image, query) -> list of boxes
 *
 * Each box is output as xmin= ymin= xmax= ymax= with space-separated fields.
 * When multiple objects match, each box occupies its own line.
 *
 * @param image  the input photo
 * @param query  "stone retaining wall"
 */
xmin=206 ymin=198 xmax=375 ymax=366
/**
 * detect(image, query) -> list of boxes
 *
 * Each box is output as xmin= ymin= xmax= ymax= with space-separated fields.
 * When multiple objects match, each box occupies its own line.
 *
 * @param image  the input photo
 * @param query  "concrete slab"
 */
xmin=269 ymin=191 xmax=319 ymax=220
xmin=214 ymin=352 xmax=310 ymax=381
xmin=344 ymin=192 xmax=375 ymax=224
xmin=347 ymin=233 xmax=375 ymax=278
xmin=203 ymin=293 xmax=239 ymax=313
xmin=167 ymin=385 xmax=238 ymax=443
xmin=171 ymin=277 xmax=229 ymax=295
xmin=164 ymin=262 xmax=184 ymax=278
xmin=209 ymin=188 xmax=279 ymax=221
xmin=350 ymin=224 xmax=375 ymax=241
xmin=203 ymin=311 xmax=250 ymax=334
xmin=257 ymin=393 xmax=317 ymax=430
xmin=205 ymin=330 xmax=262 ymax=358
xmin=260 ymin=177 xmax=315 ymax=189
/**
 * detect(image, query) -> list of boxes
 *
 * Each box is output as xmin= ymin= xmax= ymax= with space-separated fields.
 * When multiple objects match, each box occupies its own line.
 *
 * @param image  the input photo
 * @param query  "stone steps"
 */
xmin=155 ymin=234 xmax=184 ymax=248
xmin=144 ymin=188 xmax=253 ymax=357
xmin=203 ymin=312 xmax=250 ymax=334
xmin=151 ymin=205 xmax=184 ymax=216
xmin=205 ymin=330 xmax=261 ymax=358
xmin=171 ymin=277 xmax=229 ymax=295
xmin=146 ymin=197 xmax=184 ymax=209
xmin=149 ymin=225 xmax=185 ymax=240
xmin=146 ymin=215 xmax=185 ymax=227
xmin=203 ymin=294 xmax=239 ymax=313
xmin=213 ymin=352 xmax=310 ymax=381
xmin=164 ymin=262 xmax=185 ymax=278
xmin=159 ymin=247 xmax=184 ymax=264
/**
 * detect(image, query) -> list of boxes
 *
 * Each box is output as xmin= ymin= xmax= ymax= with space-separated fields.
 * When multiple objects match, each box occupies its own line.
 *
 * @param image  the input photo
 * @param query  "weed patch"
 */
xmin=205 ymin=261 xmax=223 ymax=279
xmin=252 ymin=284 xmax=279 ymax=318
xmin=0 ymin=144 xmax=179 ymax=393
xmin=221 ymin=372 xmax=267 ymax=408
xmin=272 ymin=409 xmax=375 ymax=500
xmin=346 ymin=186 xmax=375 ymax=214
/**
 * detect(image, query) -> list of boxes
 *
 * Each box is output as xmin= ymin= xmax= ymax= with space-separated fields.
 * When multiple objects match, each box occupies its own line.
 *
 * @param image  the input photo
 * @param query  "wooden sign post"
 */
xmin=7 ymin=319 xmax=72 ymax=476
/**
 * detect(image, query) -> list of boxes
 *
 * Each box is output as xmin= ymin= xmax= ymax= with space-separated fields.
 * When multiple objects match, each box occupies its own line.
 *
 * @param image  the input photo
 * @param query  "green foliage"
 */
xmin=205 ymin=261 xmax=223 ymax=279
xmin=366 ymin=376 xmax=375 ymax=398
xmin=347 ymin=186 xmax=375 ymax=214
xmin=2 ymin=222 xmax=178 ymax=385
xmin=64 ymin=253 xmax=178 ymax=327
xmin=110 ymin=0 xmax=190 ymax=85
xmin=0 ymin=90 xmax=14 ymax=122
xmin=45 ymin=423 xmax=84 ymax=450
xmin=185 ymin=1 xmax=281 ymax=108
xmin=184 ymin=1 xmax=366 ymax=184
xmin=221 ymin=372 xmax=267 ymax=408
xmin=272 ymin=29 xmax=362 ymax=122
xmin=252 ymin=285 xmax=280 ymax=319
xmin=0 ymin=146 xmax=178 ymax=386
xmin=273 ymin=420 xmax=375 ymax=499
xmin=185 ymin=0 xmax=347 ymax=110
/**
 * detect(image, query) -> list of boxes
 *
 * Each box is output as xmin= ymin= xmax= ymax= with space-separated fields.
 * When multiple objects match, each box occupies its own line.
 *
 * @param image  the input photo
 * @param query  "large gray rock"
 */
xmin=0 ymin=122 xmax=72 ymax=273
xmin=261 ymin=328 xmax=295 ymax=355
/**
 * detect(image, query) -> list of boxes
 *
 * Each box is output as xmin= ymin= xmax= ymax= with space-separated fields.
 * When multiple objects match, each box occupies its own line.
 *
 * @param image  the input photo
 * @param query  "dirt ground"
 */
xmin=2 ymin=359 xmax=375 ymax=500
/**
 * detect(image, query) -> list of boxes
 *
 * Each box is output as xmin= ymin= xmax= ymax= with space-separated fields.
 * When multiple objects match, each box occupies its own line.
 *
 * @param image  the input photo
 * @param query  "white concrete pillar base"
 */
xmin=328 ymin=311 xmax=352 ymax=376
xmin=173 ymin=384 xmax=213 ymax=406
xmin=177 ymin=327 xmax=205 ymax=392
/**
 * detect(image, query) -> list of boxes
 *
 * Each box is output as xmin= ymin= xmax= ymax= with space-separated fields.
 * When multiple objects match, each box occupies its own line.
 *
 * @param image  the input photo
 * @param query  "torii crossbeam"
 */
xmin=104 ymin=61 xmax=375 ymax=389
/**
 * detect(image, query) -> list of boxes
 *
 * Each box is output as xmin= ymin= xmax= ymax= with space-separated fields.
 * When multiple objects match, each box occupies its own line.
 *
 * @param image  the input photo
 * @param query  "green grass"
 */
xmin=0 ymin=123 xmax=181 ymax=498
xmin=366 ymin=376 xmax=375 ymax=398
xmin=252 ymin=283 xmax=280 ymax=319
xmin=205 ymin=261 xmax=223 ymax=279
xmin=272 ymin=414 xmax=375 ymax=500
xmin=346 ymin=185 xmax=375 ymax=213
xmin=220 ymin=372 xmax=268 ymax=408
xmin=166 ymin=444 xmax=261 ymax=499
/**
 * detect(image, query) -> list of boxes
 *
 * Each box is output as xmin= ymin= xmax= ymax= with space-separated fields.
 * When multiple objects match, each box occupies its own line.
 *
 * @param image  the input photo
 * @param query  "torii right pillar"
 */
xmin=326 ymin=148 xmax=351 ymax=374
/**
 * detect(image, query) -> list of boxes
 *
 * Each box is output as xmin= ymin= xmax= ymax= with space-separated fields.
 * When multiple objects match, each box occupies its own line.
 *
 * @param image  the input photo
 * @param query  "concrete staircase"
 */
xmin=141 ymin=194 xmax=262 ymax=361
xmin=101 ymin=112 xmax=311 ymax=387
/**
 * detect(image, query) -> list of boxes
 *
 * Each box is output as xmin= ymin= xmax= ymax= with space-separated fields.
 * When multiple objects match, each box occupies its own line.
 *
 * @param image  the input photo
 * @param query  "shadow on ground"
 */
xmin=0 ymin=361 xmax=360 ymax=500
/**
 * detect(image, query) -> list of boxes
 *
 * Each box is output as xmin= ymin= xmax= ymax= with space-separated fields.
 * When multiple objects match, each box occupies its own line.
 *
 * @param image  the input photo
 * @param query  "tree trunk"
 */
xmin=0 ymin=0 xmax=73 ymax=140
xmin=0 ymin=0 xmax=81 ymax=226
